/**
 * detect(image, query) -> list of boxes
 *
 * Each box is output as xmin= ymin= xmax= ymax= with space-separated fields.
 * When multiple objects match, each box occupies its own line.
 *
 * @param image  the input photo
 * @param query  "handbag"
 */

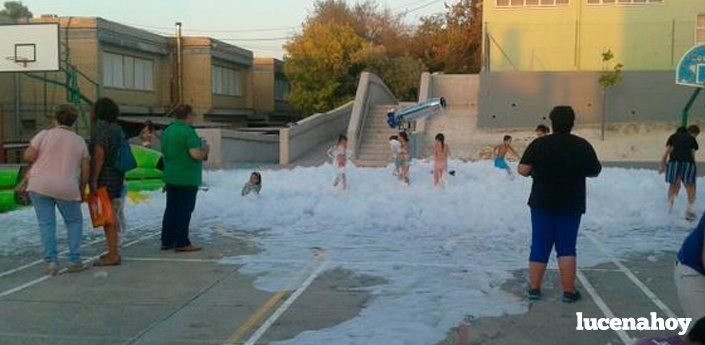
xmin=88 ymin=187 xmax=115 ymax=228
xmin=115 ymin=137 xmax=137 ymax=172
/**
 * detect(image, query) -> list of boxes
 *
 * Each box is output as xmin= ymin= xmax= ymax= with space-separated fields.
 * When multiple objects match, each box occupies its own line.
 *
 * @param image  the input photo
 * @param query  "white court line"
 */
xmin=0 ymin=221 xmax=154 ymax=279
xmin=0 ymin=231 xmax=160 ymax=299
xmin=577 ymin=271 xmax=633 ymax=345
xmin=124 ymin=257 xmax=219 ymax=263
xmin=243 ymin=259 xmax=329 ymax=345
xmin=584 ymin=232 xmax=678 ymax=319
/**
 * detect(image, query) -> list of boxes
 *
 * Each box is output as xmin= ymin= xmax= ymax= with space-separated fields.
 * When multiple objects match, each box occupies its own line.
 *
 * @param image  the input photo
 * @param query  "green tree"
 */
xmin=412 ymin=0 xmax=483 ymax=73
xmin=0 ymin=1 xmax=32 ymax=22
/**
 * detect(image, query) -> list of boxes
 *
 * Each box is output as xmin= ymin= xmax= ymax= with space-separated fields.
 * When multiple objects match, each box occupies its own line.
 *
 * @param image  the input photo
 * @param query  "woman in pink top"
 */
xmin=24 ymin=104 xmax=90 ymax=275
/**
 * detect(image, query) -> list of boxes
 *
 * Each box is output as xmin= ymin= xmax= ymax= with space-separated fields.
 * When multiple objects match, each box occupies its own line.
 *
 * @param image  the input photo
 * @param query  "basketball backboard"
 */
xmin=0 ymin=23 xmax=59 ymax=73
xmin=677 ymin=44 xmax=705 ymax=88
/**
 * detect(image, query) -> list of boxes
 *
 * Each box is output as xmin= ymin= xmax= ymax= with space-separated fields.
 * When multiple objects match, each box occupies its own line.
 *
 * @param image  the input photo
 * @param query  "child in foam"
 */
xmin=432 ymin=133 xmax=450 ymax=187
xmin=397 ymin=131 xmax=411 ymax=185
xmin=389 ymin=135 xmax=401 ymax=176
xmin=327 ymin=135 xmax=352 ymax=191
xmin=494 ymin=135 xmax=519 ymax=177
xmin=634 ymin=316 xmax=705 ymax=345
xmin=242 ymin=172 xmax=262 ymax=196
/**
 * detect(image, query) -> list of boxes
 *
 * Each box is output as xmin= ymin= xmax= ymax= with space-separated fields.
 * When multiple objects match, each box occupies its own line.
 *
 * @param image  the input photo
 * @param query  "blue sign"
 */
xmin=677 ymin=44 xmax=705 ymax=88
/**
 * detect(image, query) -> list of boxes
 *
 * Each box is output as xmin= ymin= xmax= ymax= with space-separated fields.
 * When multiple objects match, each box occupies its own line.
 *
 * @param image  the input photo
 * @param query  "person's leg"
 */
xmin=529 ymin=208 xmax=555 ymax=292
xmin=29 ymin=192 xmax=59 ymax=264
xmin=161 ymin=185 xmax=177 ymax=248
xmin=55 ymin=199 xmax=83 ymax=264
xmin=341 ymin=173 xmax=347 ymax=190
xmin=674 ymin=262 xmax=705 ymax=322
xmin=554 ymin=211 xmax=582 ymax=294
xmin=174 ymin=186 xmax=197 ymax=248
xmin=97 ymin=198 xmax=122 ymax=266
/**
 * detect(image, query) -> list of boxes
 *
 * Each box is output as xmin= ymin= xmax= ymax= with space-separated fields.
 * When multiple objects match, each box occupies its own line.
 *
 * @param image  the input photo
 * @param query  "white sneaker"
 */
xmin=45 ymin=262 xmax=58 ymax=276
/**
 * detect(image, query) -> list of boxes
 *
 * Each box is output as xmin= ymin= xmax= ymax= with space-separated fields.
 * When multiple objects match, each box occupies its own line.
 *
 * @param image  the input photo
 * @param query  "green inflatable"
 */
xmin=131 ymin=145 xmax=162 ymax=169
xmin=0 ymin=190 xmax=16 ymax=212
xmin=125 ymin=167 xmax=163 ymax=180
xmin=0 ymin=166 xmax=20 ymax=189
xmin=126 ymin=179 xmax=164 ymax=192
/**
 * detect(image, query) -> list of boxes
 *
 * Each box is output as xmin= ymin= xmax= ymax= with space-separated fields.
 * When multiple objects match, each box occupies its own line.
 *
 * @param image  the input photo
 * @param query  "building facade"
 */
xmin=252 ymin=58 xmax=294 ymax=120
xmin=483 ymin=0 xmax=704 ymax=71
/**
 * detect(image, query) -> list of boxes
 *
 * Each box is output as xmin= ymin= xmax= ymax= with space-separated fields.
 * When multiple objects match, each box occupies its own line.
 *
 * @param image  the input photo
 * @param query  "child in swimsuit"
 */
xmin=432 ymin=133 xmax=450 ymax=187
xmin=397 ymin=131 xmax=411 ymax=185
xmin=327 ymin=134 xmax=352 ymax=190
xmin=389 ymin=135 xmax=401 ymax=176
xmin=241 ymin=172 xmax=262 ymax=196
xmin=494 ymin=135 xmax=519 ymax=177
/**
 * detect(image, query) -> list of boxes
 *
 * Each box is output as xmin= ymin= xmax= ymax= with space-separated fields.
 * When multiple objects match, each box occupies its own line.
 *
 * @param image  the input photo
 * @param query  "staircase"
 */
xmin=355 ymin=104 xmax=399 ymax=167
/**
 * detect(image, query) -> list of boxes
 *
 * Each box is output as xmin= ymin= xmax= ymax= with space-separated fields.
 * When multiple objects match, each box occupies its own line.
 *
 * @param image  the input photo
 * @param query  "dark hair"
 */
xmin=337 ymin=134 xmax=348 ymax=144
xmin=688 ymin=316 xmax=705 ymax=342
xmin=435 ymin=133 xmax=445 ymax=148
xmin=172 ymin=104 xmax=194 ymax=120
xmin=398 ymin=131 xmax=409 ymax=142
xmin=549 ymin=106 xmax=575 ymax=134
xmin=688 ymin=125 xmax=700 ymax=136
xmin=251 ymin=172 xmax=262 ymax=186
xmin=389 ymin=135 xmax=398 ymax=140
xmin=535 ymin=124 xmax=550 ymax=134
xmin=93 ymin=97 xmax=120 ymax=123
xmin=503 ymin=135 xmax=512 ymax=141
xmin=144 ymin=120 xmax=153 ymax=131
xmin=677 ymin=126 xmax=688 ymax=133
xmin=54 ymin=104 xmax=78 ymax=127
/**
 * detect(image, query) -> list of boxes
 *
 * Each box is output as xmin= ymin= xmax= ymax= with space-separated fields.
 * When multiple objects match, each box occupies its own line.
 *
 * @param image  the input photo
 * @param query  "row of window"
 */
xmin=497 ymin=0 xmax=663 ymax=6
xmin=102 ymin=52 xmax=154 ymax=91
xmin=212 ymin=65 xmax=244 ymax=97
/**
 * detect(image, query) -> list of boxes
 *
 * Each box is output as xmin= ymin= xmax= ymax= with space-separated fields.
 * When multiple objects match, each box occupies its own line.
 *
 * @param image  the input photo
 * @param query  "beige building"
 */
xmin=0 ymin=16 xmax=295 ymax=141
xmin=252 ymin=58 xmax=294 ymax=120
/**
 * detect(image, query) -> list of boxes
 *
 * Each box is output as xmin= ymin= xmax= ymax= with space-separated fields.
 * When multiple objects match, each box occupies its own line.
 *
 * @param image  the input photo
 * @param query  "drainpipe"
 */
xmin=175 ymin=22 xmax=183 ymax=106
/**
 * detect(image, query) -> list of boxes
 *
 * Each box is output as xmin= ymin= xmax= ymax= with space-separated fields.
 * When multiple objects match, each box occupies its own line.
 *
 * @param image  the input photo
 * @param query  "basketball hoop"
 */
xmin=0 ymin=24 xmax=59 ymax=73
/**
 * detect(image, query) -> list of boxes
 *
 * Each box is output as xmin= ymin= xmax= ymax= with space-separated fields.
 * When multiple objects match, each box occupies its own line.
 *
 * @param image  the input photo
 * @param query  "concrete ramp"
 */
xmin=355 ymin=105 xmax=399 ymax=167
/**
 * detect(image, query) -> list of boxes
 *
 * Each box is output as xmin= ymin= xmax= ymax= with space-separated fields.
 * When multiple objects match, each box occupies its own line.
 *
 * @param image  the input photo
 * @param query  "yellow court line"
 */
xmin=222 ymin=290 xmax=288 ymax=345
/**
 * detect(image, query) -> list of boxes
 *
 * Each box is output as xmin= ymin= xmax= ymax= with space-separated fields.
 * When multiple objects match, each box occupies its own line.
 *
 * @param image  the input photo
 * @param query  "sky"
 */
xmin=22 ymin=0 xmax=450 ymax=59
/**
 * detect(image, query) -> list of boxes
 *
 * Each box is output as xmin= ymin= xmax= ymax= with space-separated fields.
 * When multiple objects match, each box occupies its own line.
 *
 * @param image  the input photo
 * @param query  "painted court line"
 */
xmin=243 ymin=259 xmax=329 ymax=345
xmin=0 ymin=221 xmax=155 ymax=279
xmin=577 ymin=270 xmax=634 ymax=345
xmin=0 ymin=231 xmax=160 ymax=299
xmin=585 ymin=232 xmax=678 ymax=319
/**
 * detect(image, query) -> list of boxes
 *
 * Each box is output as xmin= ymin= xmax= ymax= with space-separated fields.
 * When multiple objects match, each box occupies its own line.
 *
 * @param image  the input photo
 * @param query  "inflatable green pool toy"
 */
xmin=125 ymin=167 xmax=163 ymax=180
xmin=131 ymin=145 xmax=162 ymax=169
xmin=0 ymin=190 xmax=17 ymax=212
xmin=126 ymin=179 xmax=164 ymax=192
xmin=0 ymin=166 xmax=20 ymax=189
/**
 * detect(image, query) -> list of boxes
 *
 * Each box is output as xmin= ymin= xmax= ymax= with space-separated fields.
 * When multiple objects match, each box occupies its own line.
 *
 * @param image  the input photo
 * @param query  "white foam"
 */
xmin=0 ymin=160 xmax=697 ymax=344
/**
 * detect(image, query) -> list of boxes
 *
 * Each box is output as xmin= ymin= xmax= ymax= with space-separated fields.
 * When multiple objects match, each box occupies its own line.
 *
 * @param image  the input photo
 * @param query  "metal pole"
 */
xmin=682 ymin=88 xmax=702 ymax=127
xmin=175 ymin=22 xmax=183 ymax=106
xmin=13 ymin=73 xmax=20 ymax=140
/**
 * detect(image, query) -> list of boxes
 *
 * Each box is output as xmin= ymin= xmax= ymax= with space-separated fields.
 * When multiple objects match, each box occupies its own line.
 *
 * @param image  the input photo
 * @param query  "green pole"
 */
xmin=682 ymin=88 xmax=702 ymax=127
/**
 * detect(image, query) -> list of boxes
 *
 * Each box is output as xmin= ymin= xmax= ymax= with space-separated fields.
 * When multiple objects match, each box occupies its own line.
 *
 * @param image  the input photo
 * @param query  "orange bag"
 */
xmin=88 ymin=187 xmax=115 ymax=228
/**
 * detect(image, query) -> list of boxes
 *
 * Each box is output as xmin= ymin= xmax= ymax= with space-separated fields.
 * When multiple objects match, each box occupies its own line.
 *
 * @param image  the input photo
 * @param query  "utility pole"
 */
xmin=175 ymin=22 xmax=183 ymax=106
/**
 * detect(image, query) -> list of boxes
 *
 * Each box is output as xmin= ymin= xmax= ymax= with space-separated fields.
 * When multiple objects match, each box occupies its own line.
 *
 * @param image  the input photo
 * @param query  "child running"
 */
xmin=494 ymin=135 xmax=519 ymax=177
xmin=241 ymin=172 xmax=262 ymax=196
xmin=397 ymin=131 xmax=411 ymax=185
xmin=389 ymin=135 xmax=401 ymax=176
xmin=432 ymin=133 xmax=450 ymax=187
xmin=661 ymin=125 xmax=700 ymax=220
xmin=327 ymin=134 xmax=352 ymax=190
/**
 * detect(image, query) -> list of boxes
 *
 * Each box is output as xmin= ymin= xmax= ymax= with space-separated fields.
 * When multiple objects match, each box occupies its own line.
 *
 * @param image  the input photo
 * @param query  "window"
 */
xmin=275 ymin=78 xmax=289 ymax=101
xmin=102 ymin=52 xmax=154 ymax=91
xmin=211 ymin=65 xmax=243 ymax=96
xmin=496 ymin=0 xmax=568 ymax=6
xmin=587 ymin=0 xmax=663 ymax=4
xmin=698 ymin=15 xmax=705 ymax=44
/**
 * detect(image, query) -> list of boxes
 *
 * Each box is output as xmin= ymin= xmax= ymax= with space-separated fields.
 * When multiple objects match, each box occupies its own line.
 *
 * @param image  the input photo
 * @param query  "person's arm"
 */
xmin=80 ymin=156 xmax=90 ymax=201
xmin=509 ymin=145 xmax=520 ymax=159
xmin=91 ymin=144 xmax=105 ymax=193
xmin=23 ymin=146 xmax=38 ymax=163
xmin=660 ymin=146 xmax=672 ymax=174
xmin=186 ymin=132 xmax=208 ymax=161
xmin=518 ymin=164 xmax=533 ymax=177
xmin=241 ymin=183 xmax=250 ymax=196
xmin=326 ymin=146 xmax=335 ymax=160
xmin=584 ymin=143 xmax=602 ymax=178
xmin=189 ymin=147 xmax=208 ymax=161
xmin=518 ymin=141 xmax=536 ymax=177
xmin=492 ymin=145 xmax=499 ymax=157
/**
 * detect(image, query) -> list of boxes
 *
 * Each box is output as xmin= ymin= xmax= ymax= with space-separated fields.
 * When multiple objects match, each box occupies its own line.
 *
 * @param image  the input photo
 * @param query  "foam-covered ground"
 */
xmin=0 ymin=160 xmax=699 ymax=345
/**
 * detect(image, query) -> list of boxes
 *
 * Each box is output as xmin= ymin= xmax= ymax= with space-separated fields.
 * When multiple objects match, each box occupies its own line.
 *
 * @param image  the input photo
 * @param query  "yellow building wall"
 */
xmin=483 ymin=0 xmax=704 ymax=71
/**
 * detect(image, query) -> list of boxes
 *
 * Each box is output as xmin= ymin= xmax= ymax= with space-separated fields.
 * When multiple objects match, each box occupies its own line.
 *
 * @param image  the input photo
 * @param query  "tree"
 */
xmin=284 ymin=21 xmax=369 ymax=116
xmin=412 ymin=0 xmax=483 ymax=73
xmin=0 ymin=1 xmax=32 ymax=22
xmin=598 ymin=49 xmax=623 ymax=141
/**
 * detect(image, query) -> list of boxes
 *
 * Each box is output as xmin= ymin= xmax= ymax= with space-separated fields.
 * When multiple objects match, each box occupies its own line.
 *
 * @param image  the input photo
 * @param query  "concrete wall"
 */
xmin=347 ymin=72 xmax=398 ymax=157
xmin=220 ymin=129 xmax=279 ymax=165
xmin=483 ymin=0 xmax=700 ymax=71
xmin=279 ymin=101 xmax=353 ymax=165
xmin=478 ymin=71 xmax=705 ymax=128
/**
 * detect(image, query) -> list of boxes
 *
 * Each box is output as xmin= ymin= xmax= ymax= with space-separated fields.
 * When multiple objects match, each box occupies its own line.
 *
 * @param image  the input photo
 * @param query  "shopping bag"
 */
xmin=88 ymin=187 xmax=115 ymax=228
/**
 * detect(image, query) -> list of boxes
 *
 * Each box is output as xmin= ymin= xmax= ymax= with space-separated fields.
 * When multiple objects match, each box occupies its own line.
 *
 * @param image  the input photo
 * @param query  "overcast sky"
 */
xmin=22 ymin=0 xmax=449 ymax=59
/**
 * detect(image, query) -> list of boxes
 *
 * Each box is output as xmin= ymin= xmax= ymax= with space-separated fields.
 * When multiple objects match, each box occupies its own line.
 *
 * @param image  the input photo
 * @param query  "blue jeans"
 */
xmin=29 ymin=192 xmax=83 ymax=263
